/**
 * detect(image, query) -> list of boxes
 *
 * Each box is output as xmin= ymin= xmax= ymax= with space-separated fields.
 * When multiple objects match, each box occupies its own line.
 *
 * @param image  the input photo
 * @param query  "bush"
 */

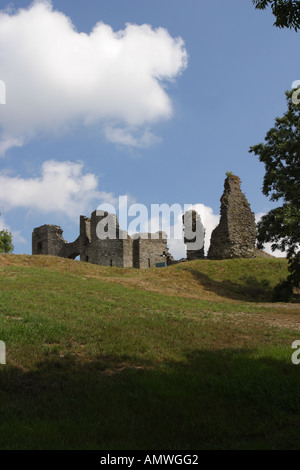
xmin=0 ymin=229 xmax=14 ymax=254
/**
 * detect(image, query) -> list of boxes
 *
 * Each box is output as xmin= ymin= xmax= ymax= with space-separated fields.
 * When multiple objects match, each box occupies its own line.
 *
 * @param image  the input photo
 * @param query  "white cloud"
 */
xmin=0 ymin=214 xmax=26 ymax=244
xmin=0 ymin=137 xmax=23 ymax=155
xmin=0 ymin=0 xmax=188 ymax=154
xmin=104 ymin=126 xmax=161 ymax=149
xmin=0 ymin=160 xmax=116 ymax=217
xmin=255 ymin=212 xmax=266 ymax=223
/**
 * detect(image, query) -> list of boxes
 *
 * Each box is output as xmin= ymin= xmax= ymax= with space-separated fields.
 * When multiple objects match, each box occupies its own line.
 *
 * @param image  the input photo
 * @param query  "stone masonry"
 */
xmin=207 ymin=175 xmax=256 ymax=259
xmin=32 ymin=210 xmax=174 ymax=269
xmin=32 ymin=174 xmax=258 ymax=266
xmin=182 ymin=210 xmax=205 ymax=260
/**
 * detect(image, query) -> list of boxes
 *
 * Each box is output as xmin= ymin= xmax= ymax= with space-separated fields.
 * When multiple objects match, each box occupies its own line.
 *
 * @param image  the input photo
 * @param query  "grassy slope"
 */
xmin=0 ymin=254 xmax=300 ymax=450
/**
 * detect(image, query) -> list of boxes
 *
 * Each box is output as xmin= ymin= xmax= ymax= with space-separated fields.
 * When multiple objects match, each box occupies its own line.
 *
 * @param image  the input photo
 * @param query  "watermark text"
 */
xmin=96 ymin=196 xmax=205 ymax=251
xmin=291 ymin=340 xmax=300 ymax=365
xmin=0 ymin=341 xmax=6 ymax=365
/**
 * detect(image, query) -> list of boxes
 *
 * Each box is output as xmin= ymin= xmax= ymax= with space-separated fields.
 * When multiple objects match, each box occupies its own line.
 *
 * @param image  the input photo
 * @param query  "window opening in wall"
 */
xmin=148 ymin=258 xmax=151 ymax=268
xmin=110 ymin=259 xmax=113 ymax=266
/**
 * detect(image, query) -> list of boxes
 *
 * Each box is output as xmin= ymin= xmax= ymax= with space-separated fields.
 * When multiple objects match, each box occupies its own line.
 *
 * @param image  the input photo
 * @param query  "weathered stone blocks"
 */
xmin=32 ymin=211 xmax=172 ymax=268
xmin=182 ymin=210 xmax=205 ymax=260
xmin=32 ymin=174 xmax=257 ymax=266
xmin=208 ymin=175 xmax=256 ymax=259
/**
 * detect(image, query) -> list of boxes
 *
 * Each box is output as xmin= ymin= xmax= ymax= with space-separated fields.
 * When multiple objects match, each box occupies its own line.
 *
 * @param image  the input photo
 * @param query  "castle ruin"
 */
xmin=32 ymin=174 xmax=257 ymax=266
xmin=32 ymin=210 xmax=174 ymax=268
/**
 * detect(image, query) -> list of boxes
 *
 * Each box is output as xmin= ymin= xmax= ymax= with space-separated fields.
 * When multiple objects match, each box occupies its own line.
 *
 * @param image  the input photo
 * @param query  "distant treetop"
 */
xmin=253 ymin=0 xmax=300 ymax=31
xmin=0 ymin=213 xmax=13 ymax=254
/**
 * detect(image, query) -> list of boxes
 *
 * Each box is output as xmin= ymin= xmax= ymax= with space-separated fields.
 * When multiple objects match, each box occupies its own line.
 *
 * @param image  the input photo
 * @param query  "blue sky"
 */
xmin=0 ymin=0 xmax=297 ymax=258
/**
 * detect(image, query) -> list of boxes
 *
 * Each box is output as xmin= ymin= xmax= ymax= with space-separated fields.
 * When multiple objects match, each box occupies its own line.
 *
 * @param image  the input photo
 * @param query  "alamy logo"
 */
xmin=0 ymin=80 xmax=6 ymax=105
xmin=95 ymin=196 xmax=205 ymax=250
xmin=291 ymin=340 xmax=300 ymax=365
xmin=292 ymin=80 xmax=300 ymax=105
xmin=0 ymin=341 xmax=6 ymax=365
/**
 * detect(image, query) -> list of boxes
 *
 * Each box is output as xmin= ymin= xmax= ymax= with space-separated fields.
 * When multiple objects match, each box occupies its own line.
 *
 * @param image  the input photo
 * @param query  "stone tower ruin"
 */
xmin=182 ymin=210 xmax=205 ymax=260
xmin=208 ymin=175 xmax=256 ymax=259
xmin=32 ymin=210 xmax=174 ymax=269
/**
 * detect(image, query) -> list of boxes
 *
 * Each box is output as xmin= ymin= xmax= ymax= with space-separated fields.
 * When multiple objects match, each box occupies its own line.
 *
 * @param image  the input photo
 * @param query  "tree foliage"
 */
xmin=253 ymin=0 xmax=300 ymax=31
xmin=0 ymin=229 xmax=13 ymax=254
xmin=249 ymin=89 xmax=300 ymax=300
xmin=0 ymin=213 xmax=13 ymax=254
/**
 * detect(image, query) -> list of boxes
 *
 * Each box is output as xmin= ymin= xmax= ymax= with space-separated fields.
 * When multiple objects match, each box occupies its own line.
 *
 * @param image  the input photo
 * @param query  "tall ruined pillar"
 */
xmin=208 ymin=175 xmax=256 ymax=259
xmin=182 ymin=209 xmax=205 ymax=260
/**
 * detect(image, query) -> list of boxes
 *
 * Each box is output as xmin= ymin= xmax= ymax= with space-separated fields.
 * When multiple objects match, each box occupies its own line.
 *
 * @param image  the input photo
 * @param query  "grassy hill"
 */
xmin=0 ymin=254 xmax=300 ymax=449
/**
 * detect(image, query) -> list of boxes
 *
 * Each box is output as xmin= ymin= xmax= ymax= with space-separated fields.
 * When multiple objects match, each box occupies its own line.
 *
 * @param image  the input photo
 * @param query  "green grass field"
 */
xmin=0 ymin=254 xmax=300 ymax=449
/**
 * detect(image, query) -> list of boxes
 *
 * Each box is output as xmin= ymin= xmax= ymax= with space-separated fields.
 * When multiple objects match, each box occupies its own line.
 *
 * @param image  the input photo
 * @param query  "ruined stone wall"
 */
xmin=79 ymin=215 xmax=91 ymax=261
xmin=208 ymin=175 xmax=256 ymax=259
xmin=133 ymin=232 xmax=170 ymax=268
xmin=59 ymin=237 xmax=81 ymax=260
xmin=90 ymin=210 xmax=119 ymax=243
xmin=87 ymin=210 xmax=131 ymax=267
xmin=32 ymin=224 xmax=83 ymax=260
xmin=32 ymin=175 xmax=257 ymax=267
xmin=87 ymin=238 xmax=131 ymax=267
xmin=32 ymin=225 xmax=66 ymax=256
xmin=182 ymin=210 xmax=205 ymax=260
xmin=123 ymin=236 xmax=134 ymax=268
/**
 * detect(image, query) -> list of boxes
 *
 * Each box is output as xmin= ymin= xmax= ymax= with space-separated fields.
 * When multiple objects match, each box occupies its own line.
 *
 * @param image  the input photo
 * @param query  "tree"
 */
xmin=0 ymin=213 xmax=13 ymax=254
xmin=253 ymin=0 xmax=300 ymax=31
xmin=0 ymin=230 xmax=14 ymax=254
xmin=249 ymin=89 xmax=300 ymax=300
